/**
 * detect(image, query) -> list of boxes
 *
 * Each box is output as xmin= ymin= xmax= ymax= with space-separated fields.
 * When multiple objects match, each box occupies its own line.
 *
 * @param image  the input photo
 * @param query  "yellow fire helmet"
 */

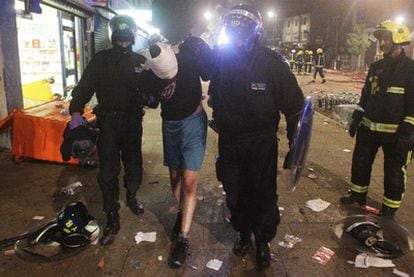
xmin=308 ymin=50 xmax=313 ymax=55
xmin=316 ymin=48 xmax=323 ymax=54
xmin=297 ymin=50 xmax=303 ymax=55
xmin=373 ymin=20 xmax=411 ymax=45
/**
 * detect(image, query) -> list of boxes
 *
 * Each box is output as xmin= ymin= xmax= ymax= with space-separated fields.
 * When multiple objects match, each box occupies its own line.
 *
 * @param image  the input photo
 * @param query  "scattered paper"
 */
xmin=134 ymin=231 xmax=157 ymax=244
xmin=187 ymin=264 xmax=198 ymax=270
xmin=61 ymin=181 xmax=83 ymax=195
xmin=308 ymin=174 xmax=318 ymax=180
xmin=278 ymin=206 xmax=285 ymax=212
xmin=206 ymin=259 xmax=223 ymax=271
xmin=343 ymin=149 xmax=352 ymax=153
xmin=157 ymin=256 xmax=163 ymax=261
xmin=354 ymin=253 xmax=395 ymax=268
xmin=278 ymin=234 xmax=302 ymax=248
xmin=312 ymin=246 xmax=335 ymax=265
xmin=32 ymin=216 xmax=45 ymax=220
xmin=393 ymin=268 xmax=410 ymax=277
xmin=218 ymin=184 xmax=223 ymax=188
xmin=306 ymin=198 xmax=331 ymax=212
xmin=308 ymin=168 xmax=314 ymax=172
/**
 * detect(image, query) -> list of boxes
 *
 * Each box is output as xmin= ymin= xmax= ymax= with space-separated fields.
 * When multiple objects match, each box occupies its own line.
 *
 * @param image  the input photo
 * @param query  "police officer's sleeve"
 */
xmin=69 ymin=57 xmax=99 ymax=115
xmin=196 ymin=40 xmax=215 ymax=81
xmin=279 ymin=67 xmax=305 ymax=143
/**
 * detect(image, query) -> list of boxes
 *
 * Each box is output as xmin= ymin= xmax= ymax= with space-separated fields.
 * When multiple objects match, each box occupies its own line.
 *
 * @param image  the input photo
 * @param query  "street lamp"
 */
xmin=266 ymin=10 xmax=277 ymax=48
xmin=395 ymin=16 xmax=405 ymax=24
xmin=204 ymin=11 xmax=212 ymax=21
xmin=267 ymin=11 xmax=275 ymax=19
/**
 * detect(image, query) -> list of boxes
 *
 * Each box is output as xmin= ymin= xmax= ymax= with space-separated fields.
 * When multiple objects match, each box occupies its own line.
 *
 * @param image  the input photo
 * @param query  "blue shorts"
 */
xmin=162 ymin=110 xmax=207 ymax=171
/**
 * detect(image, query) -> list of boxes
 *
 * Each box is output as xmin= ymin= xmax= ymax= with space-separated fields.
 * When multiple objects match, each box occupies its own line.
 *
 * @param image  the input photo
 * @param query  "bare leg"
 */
xmin=180 ymin=170 xmax=199 ymax=235
xmin=169 ymin=168 xmax=182 ymax=205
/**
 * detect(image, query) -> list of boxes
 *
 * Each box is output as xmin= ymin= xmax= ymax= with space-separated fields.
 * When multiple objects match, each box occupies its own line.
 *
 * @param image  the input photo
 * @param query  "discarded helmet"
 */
xmin=373 ymin=20 xmax=411 ymax=45
xmin=57 ymin=202 xmax=94 ymax=235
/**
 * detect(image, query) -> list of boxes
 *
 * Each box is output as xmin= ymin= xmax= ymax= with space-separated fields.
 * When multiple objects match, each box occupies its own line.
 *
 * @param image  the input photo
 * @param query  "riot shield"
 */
xmin=287 ymin=96 xmax=314 ymax=192
xmin=331 ymin=215 xmax=414 ymax=259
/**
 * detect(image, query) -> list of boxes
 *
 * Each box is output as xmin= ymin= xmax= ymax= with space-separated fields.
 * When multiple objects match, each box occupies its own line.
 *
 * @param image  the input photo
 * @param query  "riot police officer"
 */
xmin=69 ymin=15 xmax=156 ymax=245
xmin=208 ymin=4 xmax=304 ymax=271
xmin=341 ymin=20 xmax=414 ymax=220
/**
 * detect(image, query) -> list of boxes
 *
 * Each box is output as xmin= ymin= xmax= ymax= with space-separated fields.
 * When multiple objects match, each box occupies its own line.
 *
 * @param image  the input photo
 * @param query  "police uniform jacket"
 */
xmin=69 ymin=48 xmax=147 ymax=114
xmin=209 ymin=45 xmax=304 ymax=141
xmin=358 ymin=50 xmax=414 ymax=136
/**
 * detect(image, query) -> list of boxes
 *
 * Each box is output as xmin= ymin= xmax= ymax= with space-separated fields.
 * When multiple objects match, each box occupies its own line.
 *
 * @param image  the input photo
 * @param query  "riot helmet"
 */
xmin=109 ymin=15 xmax=137 ymax=45
xmin=57 ymin=202 xmax=94 ymax=234
xmin=374 ymin=20 xmax=411 ymax=45
xmin=223 ymin=4 xmax=263 ymax=51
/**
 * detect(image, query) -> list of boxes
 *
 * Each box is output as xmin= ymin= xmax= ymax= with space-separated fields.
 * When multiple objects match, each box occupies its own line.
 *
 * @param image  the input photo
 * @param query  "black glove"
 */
xmin=348 ymin=120 xmax=359 ymax=138
xmin=283 ymin=149 xmax=292 ymax=169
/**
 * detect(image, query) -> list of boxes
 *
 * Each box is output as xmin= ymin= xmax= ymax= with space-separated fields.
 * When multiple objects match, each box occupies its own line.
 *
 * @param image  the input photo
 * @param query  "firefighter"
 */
xmin=289 ymin=49 xmax=296 ymax=71
xmin=208 ymin=4 xmax=304 ymax=271
xmin=312 ymin=48 xmax=326 ymax=83
xmin=296 ymin=50 xmax=304 ymax=74
xmin=69 ymin=15 xmax=172 ymax=245
xmin=304 ymin=50 xmax=313 ymax=75
xmin=340 ymin=20 xmax=414 ymax=220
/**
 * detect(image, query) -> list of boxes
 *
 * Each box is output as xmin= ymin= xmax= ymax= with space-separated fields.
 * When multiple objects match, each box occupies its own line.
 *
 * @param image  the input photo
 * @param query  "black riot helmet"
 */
xmin=223 ymin=4 xmax=263 ymax=50
xmin=109 ymin=15 xmax=137 ymax=45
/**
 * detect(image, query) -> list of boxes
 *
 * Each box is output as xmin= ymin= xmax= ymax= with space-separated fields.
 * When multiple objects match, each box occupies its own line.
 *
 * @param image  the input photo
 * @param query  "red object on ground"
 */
xmin=360 ymin=205 xmax=380 ymax=215
xmin=11 ymin=100 xmax=95 ymax=164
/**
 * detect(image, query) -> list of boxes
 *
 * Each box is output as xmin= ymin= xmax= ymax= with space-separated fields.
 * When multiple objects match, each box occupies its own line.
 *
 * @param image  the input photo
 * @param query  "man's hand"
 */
xmin=69 ymin=113 xmax=86 ymax=130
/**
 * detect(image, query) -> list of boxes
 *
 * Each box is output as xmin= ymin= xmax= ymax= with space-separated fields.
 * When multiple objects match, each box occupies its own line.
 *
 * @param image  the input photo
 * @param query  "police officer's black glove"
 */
xmin=283 ymin=149 xmax=292 ymax=169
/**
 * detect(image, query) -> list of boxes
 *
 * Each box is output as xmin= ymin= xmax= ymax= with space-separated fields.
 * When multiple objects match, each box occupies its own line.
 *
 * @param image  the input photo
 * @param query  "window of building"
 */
xmin=303 ymin=17 xmax=307 ymax=25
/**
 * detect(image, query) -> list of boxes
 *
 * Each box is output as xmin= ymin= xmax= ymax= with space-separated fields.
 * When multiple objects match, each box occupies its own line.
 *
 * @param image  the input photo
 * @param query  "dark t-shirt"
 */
xmin=159 ymin=37 xmax=214 ymax=121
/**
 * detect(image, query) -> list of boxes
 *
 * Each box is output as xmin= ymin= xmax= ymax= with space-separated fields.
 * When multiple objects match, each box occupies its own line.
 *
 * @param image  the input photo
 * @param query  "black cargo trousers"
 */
xmin=216 ymin=130 xmax=280 ymax=243
xmin=351 ymin=127 xmax=412 ymax=209
xmin=96 ymin=109 xmax=144 ymax=213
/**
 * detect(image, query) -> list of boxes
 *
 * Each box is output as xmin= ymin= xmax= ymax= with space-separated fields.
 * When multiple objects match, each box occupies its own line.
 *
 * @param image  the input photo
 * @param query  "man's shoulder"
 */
xmin=260 ymin=47 xmax=291 ymax=70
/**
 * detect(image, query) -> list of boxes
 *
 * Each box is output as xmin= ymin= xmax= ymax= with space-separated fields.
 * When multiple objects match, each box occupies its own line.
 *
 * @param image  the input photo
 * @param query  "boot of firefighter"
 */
xmin=340 ymin=190 xmax=367 ymax=206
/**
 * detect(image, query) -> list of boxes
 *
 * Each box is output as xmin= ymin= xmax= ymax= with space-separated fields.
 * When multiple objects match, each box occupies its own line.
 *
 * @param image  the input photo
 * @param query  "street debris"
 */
xmin=270 ymin=253 xmax=279 ymax=261
xmin=218 ymin=184 xmax=223 ymax=188
xmin=197 ymin=195 xmax=203 ymax=201
xmin=308 ymin=167 xmax=314 ymax=172
xmin=4 ymin=249 xmax=15 ymax=256
xmin=157 ymin=255 xmax=163 ymax=261
xmin=278 ymin=206 xmax=285 ymax=212
xmin=222 ymin=191 xmax=226 ymax=195
xmin=147 ymin=160 xmax=152 ymax=164
xmin=134 ymin=231 xmax=157 ymax=244
xmin=343 ymin=149 xmax=352 ymax=153
xmin=359 ymin=205 xmax=380 ymax=215
xmin=206 ymin=259 xmax=223 ymax=271
xmin=132 ymin=260 xmax=141 ymax=270
xmin=187 ymin=264 xmax=198 ymax=270
xmin=308 ymin=173 xmax=318 ymax=180
xmin=354 ymin=253 xmax=395 ymax=268
xmin=278 ymin=234 xmax=302 ymax=248
xmin=61 ymin=181 xmax=83 ymax=195
xmin=312 ymin=246 xmax=335 ymax=265
xmin=216 ymin=199 xmax=224 ymax=206
xmin=97 ymin=258 xmax=105 ymax=270
xmin=393 ymin=268 xmax=410 ymax=277
xmin=305 ymin=198 xmax=331 ymax=212
xmin=148 ymin=181 xmax=159 ymax=185
xmin=32 ymin=215 xmax=45 ymax=220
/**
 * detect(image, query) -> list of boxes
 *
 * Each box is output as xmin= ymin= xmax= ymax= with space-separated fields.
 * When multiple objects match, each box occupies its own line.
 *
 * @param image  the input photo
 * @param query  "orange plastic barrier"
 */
xmin=11 ymin=100 xmax=95 ymax=164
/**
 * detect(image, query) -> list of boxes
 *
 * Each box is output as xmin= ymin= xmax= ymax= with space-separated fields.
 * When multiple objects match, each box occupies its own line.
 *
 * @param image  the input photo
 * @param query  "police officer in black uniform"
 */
xmin=208 ymin=4 xmax=304 ymax=271
xmin=69 ymin=15 xmax=151 ymax=245
xmin=341 ymin=20 xmax=414 ymax=220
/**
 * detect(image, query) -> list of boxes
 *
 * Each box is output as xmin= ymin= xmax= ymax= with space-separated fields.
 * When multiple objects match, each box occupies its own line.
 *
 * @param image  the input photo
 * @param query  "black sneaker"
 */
xmin=380 ymin=205 xmax=397 ymax=220
xmin=340 ymin=191 xmax=367 ymax=206
xmin=100 ymin=211 xmax=120 ymax=245
xmin=233 ymin=232 xmax=251 ymax=256
xmin=171 ymin=211 xmax=182 ymax=240
xmin=126 ymin=191 xmax=144 ymax=215
xmin=168 ymin=235 xmax=190 ymax=268
xmin=255 ymin=241 xmax=271 ymax=271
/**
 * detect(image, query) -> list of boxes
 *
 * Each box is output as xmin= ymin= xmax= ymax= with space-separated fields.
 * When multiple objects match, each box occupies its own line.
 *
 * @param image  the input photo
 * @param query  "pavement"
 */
xmin=0 ymin=72 xmax=413 ymax=276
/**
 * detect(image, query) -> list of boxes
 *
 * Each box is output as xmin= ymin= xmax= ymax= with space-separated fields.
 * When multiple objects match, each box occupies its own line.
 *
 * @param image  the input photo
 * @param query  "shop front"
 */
xmin=14 ymin=0 xmax=94 ymax=107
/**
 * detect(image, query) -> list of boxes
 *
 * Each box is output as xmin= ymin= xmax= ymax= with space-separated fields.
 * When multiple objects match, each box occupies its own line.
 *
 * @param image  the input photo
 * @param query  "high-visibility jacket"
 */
xmin=358 ymin=50 xmax=414 ymax=135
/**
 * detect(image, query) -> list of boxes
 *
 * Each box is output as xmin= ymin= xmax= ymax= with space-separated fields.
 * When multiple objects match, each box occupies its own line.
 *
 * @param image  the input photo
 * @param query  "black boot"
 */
xmin=233 ymin=232 xmax=251 ymax=256
xmin=380 ymin=205 xmax=397 ymax=220
xmin=100 ymin=211 xmax=120 ymax=245
xmin=340 ymin=191 xmax=367 ymax=205
xmin=126 ymin=191 xmax=144 ymax=215
xmin=171 ymin=211 xmax=182 ymax=240
xmin=168 ymin=234 xmax=190 ymax=268
xmin=255 ymin=241 xmax=271 ymax=271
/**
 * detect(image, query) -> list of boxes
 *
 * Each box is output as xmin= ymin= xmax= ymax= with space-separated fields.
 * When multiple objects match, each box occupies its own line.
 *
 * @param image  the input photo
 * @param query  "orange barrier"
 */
xmin=11 ymin=100 xmax=95 ymax=164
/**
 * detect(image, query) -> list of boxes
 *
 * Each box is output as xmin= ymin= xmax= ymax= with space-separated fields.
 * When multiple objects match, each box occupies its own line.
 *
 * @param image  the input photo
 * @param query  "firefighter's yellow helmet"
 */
xmin=373 ymin=20 xmax=411 ymax=45
xmin=297 ymin=50 xmax=303 ymax=55
xmin=316 ymin=48 xmax=323 ymax=54
xmin=308 ymin=50 xmax=313 ymax=55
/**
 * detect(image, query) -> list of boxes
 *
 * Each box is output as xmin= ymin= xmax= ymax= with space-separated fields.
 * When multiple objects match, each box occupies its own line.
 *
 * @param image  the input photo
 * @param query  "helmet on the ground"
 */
xmin=109 ymin=15 xmax=137 ymax=43
xmin=57 ymin=202 xmax=94 ymax=234
xmin=316 ymin=48 xmax=323 ymax=54
xmin=373 ymin=20 xmax=411 ymax=45
xmin=223 ymin=4 xmax=263 ymax=46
